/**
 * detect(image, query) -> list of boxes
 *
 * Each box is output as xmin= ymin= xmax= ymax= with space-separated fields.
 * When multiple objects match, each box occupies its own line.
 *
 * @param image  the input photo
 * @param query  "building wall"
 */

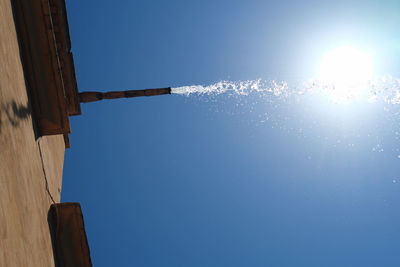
xmin=0 ymin=0 xmax=65 ymax=265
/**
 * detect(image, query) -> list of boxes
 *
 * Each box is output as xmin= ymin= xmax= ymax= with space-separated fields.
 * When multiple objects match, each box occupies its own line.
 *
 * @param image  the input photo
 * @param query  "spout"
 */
xmin=79 ymin=87 xmax=171 ymax=103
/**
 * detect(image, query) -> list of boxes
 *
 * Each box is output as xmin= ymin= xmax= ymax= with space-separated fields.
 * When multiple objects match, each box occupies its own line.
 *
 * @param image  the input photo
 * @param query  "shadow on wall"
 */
xmin=0 ymin=100 xmax=31 ymax=133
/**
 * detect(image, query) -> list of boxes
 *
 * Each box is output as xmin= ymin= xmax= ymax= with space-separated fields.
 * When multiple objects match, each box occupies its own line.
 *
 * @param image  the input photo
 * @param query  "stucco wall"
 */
xmin=0 ymin=0 xmax=65 ymax=265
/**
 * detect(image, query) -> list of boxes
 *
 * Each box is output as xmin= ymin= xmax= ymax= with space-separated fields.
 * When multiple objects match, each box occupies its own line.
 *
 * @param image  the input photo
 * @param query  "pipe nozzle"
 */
xmin=79 ymin=87 xmax=171 ymax=103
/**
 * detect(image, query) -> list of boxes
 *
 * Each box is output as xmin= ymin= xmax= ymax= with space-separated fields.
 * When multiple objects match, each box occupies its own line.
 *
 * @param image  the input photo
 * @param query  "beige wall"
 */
xmin=0 ymin=0 xmax=65 ymax=265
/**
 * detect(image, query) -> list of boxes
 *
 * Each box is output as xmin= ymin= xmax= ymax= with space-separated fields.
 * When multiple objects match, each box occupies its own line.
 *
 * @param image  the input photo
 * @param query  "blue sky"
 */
xmin=62 ymin=1 xmax=400 ymax=266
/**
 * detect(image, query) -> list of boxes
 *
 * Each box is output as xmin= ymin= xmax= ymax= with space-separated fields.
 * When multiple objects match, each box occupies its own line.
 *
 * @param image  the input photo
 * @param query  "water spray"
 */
xmin=78 ymin=76 xmax=400 ymax=104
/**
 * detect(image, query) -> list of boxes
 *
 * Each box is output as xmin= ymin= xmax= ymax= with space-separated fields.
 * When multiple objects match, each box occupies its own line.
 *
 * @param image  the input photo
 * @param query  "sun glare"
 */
xmin=318 ymin=46 xmax=374 ymax=102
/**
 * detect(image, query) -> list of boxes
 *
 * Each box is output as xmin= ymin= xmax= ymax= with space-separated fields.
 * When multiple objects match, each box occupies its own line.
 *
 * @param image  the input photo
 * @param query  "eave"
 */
xmin=12 ymin=0 xmax=81 ymax=148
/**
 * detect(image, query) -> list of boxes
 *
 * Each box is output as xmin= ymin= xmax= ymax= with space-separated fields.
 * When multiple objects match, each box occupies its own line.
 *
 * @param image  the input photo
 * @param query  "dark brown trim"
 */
xmin=12 ymin=0 xmax=81 ymax=147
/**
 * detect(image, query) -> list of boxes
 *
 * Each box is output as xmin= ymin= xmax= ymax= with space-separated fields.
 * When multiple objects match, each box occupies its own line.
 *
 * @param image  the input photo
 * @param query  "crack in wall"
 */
xmin=38 ymin=139 xmax=56 ymax=204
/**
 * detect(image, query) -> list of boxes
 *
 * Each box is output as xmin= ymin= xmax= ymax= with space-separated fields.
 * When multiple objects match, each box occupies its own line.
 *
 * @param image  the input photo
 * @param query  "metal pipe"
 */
xmin=79 ymin=87 xmax=171 ymax=103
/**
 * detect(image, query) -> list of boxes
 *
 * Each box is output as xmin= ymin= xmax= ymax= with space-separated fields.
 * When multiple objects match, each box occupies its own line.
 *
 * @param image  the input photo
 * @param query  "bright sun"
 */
xmin=318 ymin=46 xmax=374 ymax=101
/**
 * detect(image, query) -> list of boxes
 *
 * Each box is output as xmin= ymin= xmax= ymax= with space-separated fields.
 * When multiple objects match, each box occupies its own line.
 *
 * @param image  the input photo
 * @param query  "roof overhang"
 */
xmin=12 ymin=0 xmax=81 ymax=148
